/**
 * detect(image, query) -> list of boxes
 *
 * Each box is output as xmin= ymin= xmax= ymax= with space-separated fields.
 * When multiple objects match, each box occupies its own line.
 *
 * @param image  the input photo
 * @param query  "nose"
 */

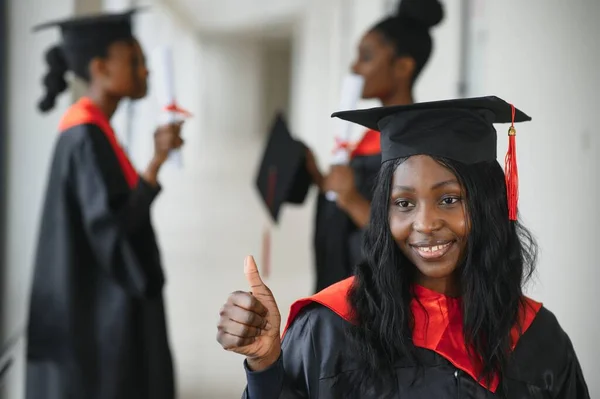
xmin=412 ymin=204 xmax=443 ymax=234
xmin=351 ymin=59 xmax=360 ymax=75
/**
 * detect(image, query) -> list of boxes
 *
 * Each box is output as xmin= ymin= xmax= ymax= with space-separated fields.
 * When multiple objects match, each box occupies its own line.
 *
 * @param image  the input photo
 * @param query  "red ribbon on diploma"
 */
xmin=163 ymin=101 xmax=193 ymax=118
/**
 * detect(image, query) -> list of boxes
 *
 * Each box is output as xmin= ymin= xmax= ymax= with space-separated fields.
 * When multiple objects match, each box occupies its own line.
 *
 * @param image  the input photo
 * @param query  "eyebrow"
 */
xmin=393 ymin=180 xmax=460 ymax=192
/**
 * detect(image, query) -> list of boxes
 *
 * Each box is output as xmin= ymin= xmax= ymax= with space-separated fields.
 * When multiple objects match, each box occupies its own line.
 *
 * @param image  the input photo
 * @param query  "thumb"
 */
xmin=244 ymin=255 xmax=269 ymax=295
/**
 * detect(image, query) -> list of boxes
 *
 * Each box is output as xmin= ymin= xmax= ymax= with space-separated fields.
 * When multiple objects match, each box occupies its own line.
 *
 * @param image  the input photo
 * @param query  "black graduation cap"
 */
xmin=32 ymin=9 xmax=143 ymax=47
xmin=33 ymin=8 xmax=144 ymax=79
xmin=332 ymin=96 xmax=531 ymax=220
xmin=255 ymin=113 xmax=312 ymax=223
xmin=331 ymin=96 xmax=531 ymax=164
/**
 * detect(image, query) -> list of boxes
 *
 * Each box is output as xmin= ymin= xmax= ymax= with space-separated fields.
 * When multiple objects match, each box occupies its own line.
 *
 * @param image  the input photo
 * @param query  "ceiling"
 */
xmin=168 ymin=0 xmax=305 ymax=36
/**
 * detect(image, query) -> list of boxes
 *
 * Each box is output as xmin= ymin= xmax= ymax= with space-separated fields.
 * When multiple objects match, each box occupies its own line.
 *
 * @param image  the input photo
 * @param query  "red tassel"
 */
xmin=504 ymin=105 xmax=518 ymax=221
xmin=261 ymin=167 xmax=277 ymax=278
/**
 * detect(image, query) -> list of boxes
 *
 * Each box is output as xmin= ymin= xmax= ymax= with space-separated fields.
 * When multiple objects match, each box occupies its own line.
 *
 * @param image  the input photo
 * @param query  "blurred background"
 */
xmin=1 ymin=0 xmax=599 ymax=398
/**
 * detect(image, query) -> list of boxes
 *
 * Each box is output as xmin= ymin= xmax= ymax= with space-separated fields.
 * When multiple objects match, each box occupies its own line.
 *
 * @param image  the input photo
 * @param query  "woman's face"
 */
xmin=351 ymin=30 xmax=406 ymax=100
xmin=389 ymin=155 xmax=469 ymax=291
xmin=99 ymin=39 xmax=148 ymax=100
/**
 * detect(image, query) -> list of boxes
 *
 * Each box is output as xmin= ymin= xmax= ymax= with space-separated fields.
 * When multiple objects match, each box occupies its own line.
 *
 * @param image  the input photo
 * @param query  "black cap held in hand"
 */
xmin=255 ymin=113 xmax=311 ymax=223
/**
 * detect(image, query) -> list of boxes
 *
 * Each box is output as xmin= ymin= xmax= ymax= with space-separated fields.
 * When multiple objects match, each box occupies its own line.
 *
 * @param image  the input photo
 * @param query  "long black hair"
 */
xmin=347 ymin=156 xmax=538 ymax=396
xmin=370 ymin=0 xmax=444 ymax=85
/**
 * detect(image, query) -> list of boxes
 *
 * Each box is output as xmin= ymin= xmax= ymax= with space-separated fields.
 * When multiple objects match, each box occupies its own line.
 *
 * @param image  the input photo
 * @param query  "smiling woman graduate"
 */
xmin=26 ymin=9 xmax=181 ymax=399
xmin=217 ymin=96 xmax=590 ymax=398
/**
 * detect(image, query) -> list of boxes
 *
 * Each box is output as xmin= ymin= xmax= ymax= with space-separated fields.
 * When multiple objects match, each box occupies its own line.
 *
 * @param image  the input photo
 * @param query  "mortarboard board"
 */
xmin=32 ymin=8 xmax=145 ymax=48
xmin=332 ymin=96 xmax=531 ymax=220
xmin=33 ymin=8 xmax=145 ymax=80
xmin=332 ymin=96 xmax=530 ymax=164
xmin=255 ymin=112 xmax=312 ymax=223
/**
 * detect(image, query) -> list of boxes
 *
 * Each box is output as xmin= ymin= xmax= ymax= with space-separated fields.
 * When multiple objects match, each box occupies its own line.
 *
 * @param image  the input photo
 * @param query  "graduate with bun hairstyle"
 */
xmin=27 ymin=9 xmax=178 ymax=399
xmin=305 ymin=0 xmax=445 ymax=292
xmin=217 ymin=97 xmax=590 ymax=398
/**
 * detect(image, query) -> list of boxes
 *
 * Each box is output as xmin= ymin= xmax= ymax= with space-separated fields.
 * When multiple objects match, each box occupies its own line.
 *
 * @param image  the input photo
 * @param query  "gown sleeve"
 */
xmin=507 ymin=307 xmax=591 ymax=398
xmin=69 ymin=125 xmax=159 ymax=297
xmin=242 ymin=307 xmax=320 ymax=398
xmin=552 ymin=340 xmax=590 ymax=398
xmin=117 ymin=177 xmax=161 ymax=234
xmin=534 ymin=309 xmax=591 ymax=398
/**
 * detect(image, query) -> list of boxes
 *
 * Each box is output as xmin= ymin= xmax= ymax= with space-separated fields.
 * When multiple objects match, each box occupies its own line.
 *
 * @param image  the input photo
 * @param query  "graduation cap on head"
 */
xmin=33 ymin=8 xmax=145 ymax=79
xmin=332 ymin=96 xmax=532 ymax=220
xmin=32 ymin=8 xmax=145 ymax=46
xmin=255 ymin=112 xmax=312 ymax=223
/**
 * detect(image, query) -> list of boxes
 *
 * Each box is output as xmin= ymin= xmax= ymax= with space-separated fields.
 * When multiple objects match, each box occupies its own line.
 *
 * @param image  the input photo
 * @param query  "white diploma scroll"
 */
xmin=156 ymin=46 xmax=190 ymax=168
xmin=325 ymin=74 xmax=365 ymax=201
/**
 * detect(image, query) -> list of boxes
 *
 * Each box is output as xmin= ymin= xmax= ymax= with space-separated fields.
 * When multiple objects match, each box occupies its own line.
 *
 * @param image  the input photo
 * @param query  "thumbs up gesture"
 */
xmin=217 ymin=256 xmax=282 ymax=371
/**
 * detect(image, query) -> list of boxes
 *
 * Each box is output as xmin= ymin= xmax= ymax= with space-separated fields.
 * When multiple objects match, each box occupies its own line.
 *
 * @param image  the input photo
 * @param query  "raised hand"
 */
xmin=216 ymin=256 xmax=282 ymax=371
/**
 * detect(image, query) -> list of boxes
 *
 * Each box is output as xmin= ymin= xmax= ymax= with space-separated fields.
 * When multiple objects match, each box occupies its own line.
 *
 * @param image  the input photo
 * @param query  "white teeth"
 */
xmin=418 ymin=243 xmax=450 ymax=252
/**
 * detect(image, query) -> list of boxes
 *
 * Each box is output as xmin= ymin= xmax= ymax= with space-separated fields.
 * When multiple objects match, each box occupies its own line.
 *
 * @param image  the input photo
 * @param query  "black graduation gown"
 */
xmin=242 ymin=303 xmax=590 ymax=398
xmin=26 ymin=104 xmax=174 ymax=399
xmin=313 ymin=148 xmax=380 ymax=293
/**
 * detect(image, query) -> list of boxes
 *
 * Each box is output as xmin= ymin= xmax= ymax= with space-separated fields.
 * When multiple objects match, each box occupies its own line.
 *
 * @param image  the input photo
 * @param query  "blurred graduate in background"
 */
xmin=27 ymin=9 xmax=181 ymax=399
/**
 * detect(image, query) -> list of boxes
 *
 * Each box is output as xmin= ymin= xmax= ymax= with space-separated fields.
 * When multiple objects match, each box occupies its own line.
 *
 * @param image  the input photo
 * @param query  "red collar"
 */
xmin=282 ymin=277 xmax=541 ymax=393
xmin=59 ymin=97 xmax=138 ymax=189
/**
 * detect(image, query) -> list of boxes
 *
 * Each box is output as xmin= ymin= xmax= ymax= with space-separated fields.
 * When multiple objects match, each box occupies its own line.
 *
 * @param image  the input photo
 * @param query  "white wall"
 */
xmin=260 ymin=39 xmax=292 ymax=135
xmin=467 ymin=0 xmax=600 ymax=393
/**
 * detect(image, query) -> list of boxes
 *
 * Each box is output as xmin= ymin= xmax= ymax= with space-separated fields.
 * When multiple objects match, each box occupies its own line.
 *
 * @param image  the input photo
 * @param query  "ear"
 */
xmin=393 ymin=56 xmax=416 ymax=81
xmin=88 ymin=57 xmax=109 ymax=82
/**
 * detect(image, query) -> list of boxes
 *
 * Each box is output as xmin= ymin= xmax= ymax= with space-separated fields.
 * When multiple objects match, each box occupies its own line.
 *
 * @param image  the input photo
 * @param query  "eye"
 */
xmin=359 ymin=52 xmax=372 ymax=62
xmin=394 ymin=199 xmax=415 ymax=209
xmin=440 ymin=196 xmax=461 ymax=206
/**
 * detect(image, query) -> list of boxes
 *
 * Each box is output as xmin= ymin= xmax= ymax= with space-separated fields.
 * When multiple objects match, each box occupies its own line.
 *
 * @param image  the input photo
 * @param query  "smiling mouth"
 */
xmin=410 ymin=241 xmax=454 ymax=260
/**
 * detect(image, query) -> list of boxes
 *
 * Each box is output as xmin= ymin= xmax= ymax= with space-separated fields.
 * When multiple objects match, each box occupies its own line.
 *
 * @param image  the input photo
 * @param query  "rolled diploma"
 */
xmin=325 ymin=74 xmax=364 ymax=201
xmin=158 ymin=46 xmax=183 ymax=168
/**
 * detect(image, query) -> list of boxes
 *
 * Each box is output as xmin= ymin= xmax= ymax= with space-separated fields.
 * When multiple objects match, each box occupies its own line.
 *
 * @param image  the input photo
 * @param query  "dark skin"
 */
xmin=351 ymin=30 xmax=415 ymax=106
xmin=216 ymin=156 xmax=469 ymax=370
xmin=309 ymin=30 xmax=417 ymax=228
xmin=87 ymin=38 xmax=183 ymax=186
xmin=389 ymin=156 xmax=469 ymax=296
xmin=216 ymin=256 xmax=282 ymax=371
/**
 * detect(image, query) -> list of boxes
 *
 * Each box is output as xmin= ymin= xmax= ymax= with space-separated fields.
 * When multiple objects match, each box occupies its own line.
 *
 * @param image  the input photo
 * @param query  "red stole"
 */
xmin=282 ymin=277 xmax=541 ymax=393
xmin=58 ymin=97 xmax=138 ymax=189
